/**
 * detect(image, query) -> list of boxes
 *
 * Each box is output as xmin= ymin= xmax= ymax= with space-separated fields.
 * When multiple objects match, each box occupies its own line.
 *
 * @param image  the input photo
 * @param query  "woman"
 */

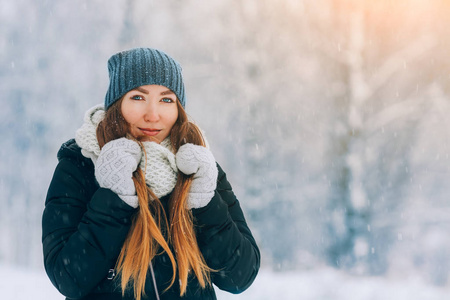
xmin=42 ymin=48 xmax=260 ymax=300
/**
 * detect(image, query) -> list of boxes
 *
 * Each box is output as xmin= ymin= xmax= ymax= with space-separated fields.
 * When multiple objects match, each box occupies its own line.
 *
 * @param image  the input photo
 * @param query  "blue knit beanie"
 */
xmin=105 ymin=48 xmax=186 ymax=109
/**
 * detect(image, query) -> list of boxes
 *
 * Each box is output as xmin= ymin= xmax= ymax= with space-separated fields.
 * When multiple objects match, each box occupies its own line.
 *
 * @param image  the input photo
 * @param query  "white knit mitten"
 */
xmin=175 ymin=143 xmax=218 ymax=209
xmin=95 ymin=138 xmax=142 ymax=208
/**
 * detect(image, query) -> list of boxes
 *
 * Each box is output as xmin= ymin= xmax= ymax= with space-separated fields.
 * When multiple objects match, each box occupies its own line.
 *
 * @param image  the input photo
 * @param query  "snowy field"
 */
xmin=2 ymin=264 xmax=449 ymax=300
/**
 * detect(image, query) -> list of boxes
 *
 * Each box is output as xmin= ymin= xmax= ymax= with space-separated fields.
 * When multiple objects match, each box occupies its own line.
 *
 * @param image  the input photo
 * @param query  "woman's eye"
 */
xmin=131 ymin=95 xmax=144 ymax=100
xmin=161 ymin=98 xmax=174 ymax=103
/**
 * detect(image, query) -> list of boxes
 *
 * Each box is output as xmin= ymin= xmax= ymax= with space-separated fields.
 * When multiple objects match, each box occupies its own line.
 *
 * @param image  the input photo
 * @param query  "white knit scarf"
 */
xmin=75 ymin=105 xmax=178 ymax=198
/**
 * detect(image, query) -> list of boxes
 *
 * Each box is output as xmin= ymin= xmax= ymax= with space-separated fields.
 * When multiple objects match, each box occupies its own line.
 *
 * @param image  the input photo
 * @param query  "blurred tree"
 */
xmin=303 ymin=0 xmax=447 ymax=275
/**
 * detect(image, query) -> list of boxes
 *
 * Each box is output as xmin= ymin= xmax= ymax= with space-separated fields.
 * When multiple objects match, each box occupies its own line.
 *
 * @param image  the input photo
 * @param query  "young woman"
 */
xmin=42 ymin=48 xmax=260 ymax=300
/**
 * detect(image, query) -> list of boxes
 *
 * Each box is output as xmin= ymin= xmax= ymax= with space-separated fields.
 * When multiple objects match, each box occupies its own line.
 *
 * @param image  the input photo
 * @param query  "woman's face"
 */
xmin=121 ymin=84 xmax=179 ymax=143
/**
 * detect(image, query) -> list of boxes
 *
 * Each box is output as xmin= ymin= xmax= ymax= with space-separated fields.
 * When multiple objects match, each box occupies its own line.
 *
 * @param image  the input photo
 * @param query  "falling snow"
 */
xmin=2 ymin=0 xmax=450 ymax=298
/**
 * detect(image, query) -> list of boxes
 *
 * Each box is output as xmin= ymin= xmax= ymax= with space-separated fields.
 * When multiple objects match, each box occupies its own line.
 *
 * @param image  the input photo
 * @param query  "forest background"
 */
xmin=1 ymin=0 xmax=450 ymax=297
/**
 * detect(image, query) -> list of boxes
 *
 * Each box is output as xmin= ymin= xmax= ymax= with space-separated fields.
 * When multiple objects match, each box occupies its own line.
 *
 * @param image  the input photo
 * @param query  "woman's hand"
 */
xmin=176 ymin=143 xmax=218 ymax=209
xmin=95 ymin=137 xmax=142 ymax=208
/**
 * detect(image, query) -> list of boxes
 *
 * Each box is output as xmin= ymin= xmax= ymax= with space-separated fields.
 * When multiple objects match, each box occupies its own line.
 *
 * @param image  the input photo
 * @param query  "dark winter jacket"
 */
xmin=42 ymin=139 xmax=260 ymax=300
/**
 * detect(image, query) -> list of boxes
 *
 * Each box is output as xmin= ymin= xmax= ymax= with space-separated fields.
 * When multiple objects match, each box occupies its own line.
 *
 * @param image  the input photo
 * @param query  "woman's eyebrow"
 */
xmin=161 ymin=90 xmax=175 ymax=96
xmin=134 ymin=87 xmax=149 ymax=94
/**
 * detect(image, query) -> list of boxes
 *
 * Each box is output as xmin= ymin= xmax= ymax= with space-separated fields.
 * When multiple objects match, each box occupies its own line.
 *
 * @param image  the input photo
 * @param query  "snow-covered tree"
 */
xmin=303 ymin=0 xmax=450 ymax=275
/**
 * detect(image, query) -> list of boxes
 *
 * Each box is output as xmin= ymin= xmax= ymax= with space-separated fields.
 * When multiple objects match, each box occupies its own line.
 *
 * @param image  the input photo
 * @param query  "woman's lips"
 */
xmin=139 ymin=128 xmax=161 ymax=136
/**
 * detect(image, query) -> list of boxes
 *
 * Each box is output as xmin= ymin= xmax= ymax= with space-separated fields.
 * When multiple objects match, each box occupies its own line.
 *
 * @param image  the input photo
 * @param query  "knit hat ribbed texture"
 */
xmin=105 ymin=48 xmax=186 ymax=109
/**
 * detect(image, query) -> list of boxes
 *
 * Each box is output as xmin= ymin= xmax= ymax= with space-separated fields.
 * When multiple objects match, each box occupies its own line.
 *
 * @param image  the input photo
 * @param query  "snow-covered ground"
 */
xmin=2 ymin=264 xmax=449 ymax=300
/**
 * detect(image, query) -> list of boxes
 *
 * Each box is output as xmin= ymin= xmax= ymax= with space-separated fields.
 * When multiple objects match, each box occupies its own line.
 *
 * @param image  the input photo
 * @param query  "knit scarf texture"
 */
xmin=75 ymin=104 xmax=178 ymax=198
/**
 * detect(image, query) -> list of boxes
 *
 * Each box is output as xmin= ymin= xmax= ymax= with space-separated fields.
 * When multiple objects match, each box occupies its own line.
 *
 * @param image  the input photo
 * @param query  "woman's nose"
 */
xmin=143 ymin=103 xmax=160 ymax=122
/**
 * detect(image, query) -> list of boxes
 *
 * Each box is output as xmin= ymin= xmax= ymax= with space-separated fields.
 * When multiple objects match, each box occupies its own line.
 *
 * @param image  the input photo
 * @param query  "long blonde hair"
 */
xmin=96 ymin=99 xmax=212 ymax=299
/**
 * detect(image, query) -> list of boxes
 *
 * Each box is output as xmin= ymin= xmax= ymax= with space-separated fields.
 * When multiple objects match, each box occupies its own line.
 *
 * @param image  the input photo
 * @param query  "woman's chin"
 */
xmin=138 ymin=136 xmax=161 ymax=143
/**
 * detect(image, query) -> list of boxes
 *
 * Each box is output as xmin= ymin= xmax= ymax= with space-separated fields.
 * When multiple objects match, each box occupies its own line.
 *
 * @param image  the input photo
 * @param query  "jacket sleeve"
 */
xmin=192 ymin=164 xmax=260 ymax=294
xmin=42 ymin=156 xmax=136 ymax=298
